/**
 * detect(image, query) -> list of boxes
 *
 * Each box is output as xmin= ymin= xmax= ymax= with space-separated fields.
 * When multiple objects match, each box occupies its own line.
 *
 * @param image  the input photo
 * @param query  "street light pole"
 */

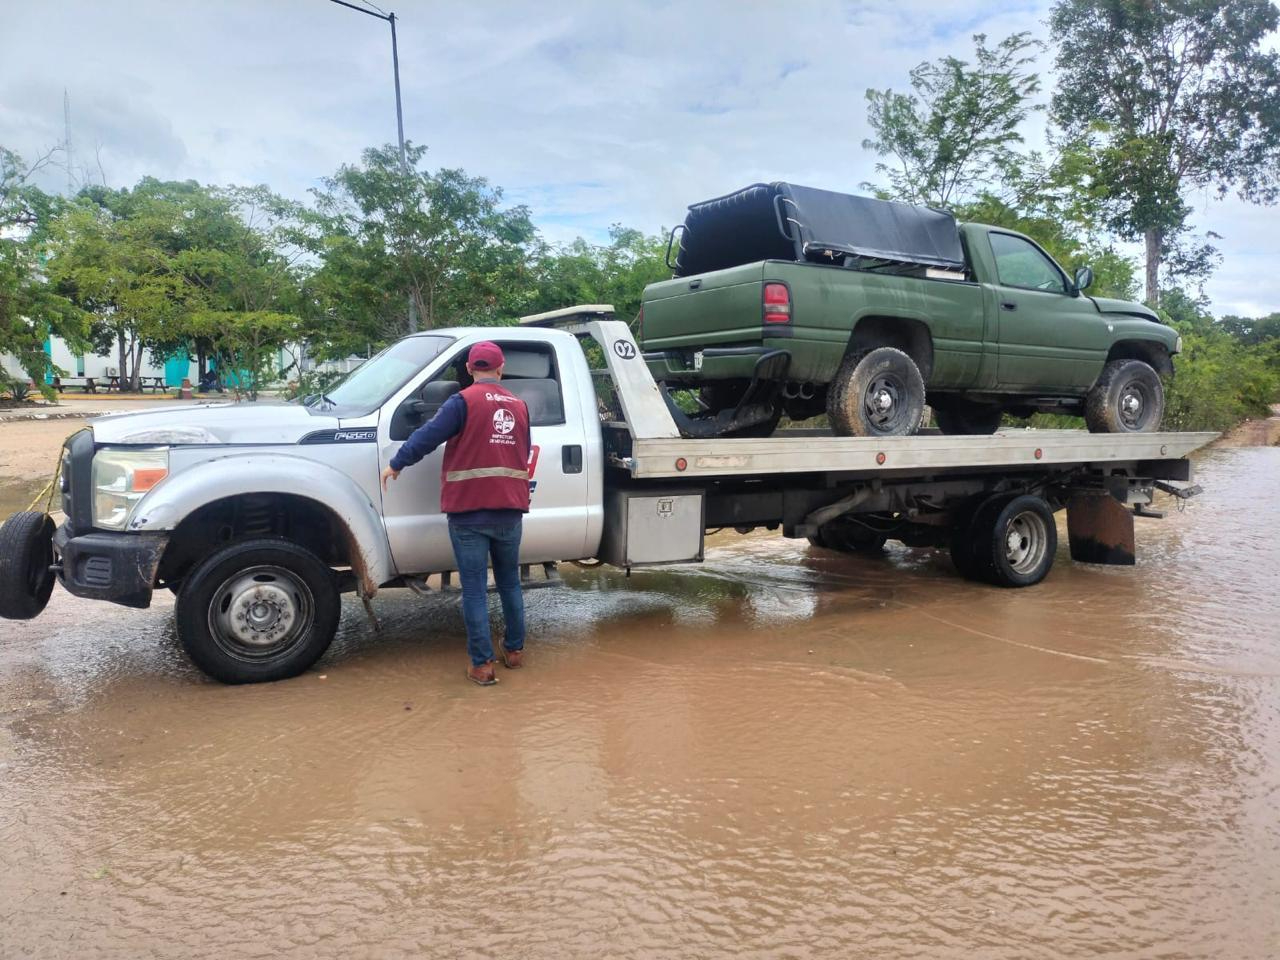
xmin=389 ymin=12 xmax=407 ymax=172
xmin=327 ymin=0 xmax=418 ymax=331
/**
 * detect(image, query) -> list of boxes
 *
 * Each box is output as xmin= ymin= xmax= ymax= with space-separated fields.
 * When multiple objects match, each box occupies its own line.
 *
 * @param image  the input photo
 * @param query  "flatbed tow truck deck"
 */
xmin=523 ymin=305 xmax=1215 ymax=582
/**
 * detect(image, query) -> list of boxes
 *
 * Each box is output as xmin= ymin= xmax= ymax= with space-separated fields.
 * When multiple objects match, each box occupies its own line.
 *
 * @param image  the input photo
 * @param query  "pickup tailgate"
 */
xmin=641 ymin=262 xmax=765 ymax=350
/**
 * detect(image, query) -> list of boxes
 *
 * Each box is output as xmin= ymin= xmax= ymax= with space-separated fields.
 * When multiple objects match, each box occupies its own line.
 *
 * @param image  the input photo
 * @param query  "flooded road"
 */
xmin=2 ymin=445 xmax=1279 ymax=959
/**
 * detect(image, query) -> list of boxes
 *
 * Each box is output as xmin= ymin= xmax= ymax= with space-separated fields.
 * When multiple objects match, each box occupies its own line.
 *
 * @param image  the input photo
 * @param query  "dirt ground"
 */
xmin=0 ymin=419 xmax=88 ymax=482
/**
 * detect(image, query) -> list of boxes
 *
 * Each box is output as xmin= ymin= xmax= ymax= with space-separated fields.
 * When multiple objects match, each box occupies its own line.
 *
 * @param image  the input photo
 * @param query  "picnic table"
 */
xmin=104 ymin=375 xmax=168 ymax=393
xmin=52 ymin=376 xmax=99 ymax=394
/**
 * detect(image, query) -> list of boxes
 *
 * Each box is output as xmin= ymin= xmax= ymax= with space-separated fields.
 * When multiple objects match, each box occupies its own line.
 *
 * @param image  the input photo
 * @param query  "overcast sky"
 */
xmin=2 ymin=0 xmax=1276 ymax=316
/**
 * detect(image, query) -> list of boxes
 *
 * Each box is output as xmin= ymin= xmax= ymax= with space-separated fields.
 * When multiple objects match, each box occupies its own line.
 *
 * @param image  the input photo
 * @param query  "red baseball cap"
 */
xmin=467 ymin=341 xmax=504 ymax=370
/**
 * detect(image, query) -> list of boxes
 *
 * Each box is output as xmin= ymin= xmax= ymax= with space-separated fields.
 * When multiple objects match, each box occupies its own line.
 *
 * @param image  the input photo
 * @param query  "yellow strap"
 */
xmin=25 ymin=429 xmax=80 ymax=515
xmin=445 ymin=467 xmax=530 ymax=482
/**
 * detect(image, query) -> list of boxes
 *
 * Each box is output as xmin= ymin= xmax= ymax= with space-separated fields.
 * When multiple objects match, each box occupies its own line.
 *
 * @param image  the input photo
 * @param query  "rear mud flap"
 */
xmin=1066 ymin=492 xmax=1135 ymax=566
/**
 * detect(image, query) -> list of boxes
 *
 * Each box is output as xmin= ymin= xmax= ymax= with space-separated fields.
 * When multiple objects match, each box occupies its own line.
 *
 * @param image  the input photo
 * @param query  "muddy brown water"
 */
xmin=1 ymin=447 xmax=1278 ymax=959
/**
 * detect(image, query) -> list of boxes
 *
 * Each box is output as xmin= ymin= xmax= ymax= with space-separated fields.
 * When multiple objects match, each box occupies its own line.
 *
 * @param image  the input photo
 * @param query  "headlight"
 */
xmin=92 ymin=448 xmax=169 ymax=530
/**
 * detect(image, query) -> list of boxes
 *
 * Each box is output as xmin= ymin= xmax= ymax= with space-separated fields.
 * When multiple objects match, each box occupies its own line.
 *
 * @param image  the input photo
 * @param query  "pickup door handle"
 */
xmin=1001 ymin=301 xmax=1017 ymax=311
xmin=688 ymin=279 xmax=702 ymax=289
xmin=562 ymin=444 xmax=583 ymax=474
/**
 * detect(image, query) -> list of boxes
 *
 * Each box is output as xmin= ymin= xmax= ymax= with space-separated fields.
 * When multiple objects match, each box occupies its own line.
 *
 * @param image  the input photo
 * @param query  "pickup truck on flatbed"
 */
xmin=640 ymin=183 xmax=1181 ymax=438
xmin=0 ymin=306 xmax=1212 ymax=685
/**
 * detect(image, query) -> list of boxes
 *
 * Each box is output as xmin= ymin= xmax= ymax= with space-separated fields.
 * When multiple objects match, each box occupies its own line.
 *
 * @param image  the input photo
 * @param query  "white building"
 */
xmin=3 ymin=337 xmax=364 ymax=391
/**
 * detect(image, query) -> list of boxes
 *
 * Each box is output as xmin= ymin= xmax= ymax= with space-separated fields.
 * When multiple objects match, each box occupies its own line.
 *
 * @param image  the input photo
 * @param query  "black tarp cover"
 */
xmin=672 ymin=182 xmax=964 ymax=277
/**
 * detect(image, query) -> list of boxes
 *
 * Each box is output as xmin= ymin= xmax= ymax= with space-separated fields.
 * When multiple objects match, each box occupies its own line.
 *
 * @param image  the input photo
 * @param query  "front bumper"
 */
xmin=52 ymin=523 xmax=168 ymax=609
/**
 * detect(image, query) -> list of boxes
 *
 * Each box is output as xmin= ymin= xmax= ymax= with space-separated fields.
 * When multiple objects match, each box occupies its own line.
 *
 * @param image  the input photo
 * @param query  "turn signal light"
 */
xmin=132 ymin=467 xmax=169 ymax=491
xmin=763 ymin=283 xmax=791 ymax=324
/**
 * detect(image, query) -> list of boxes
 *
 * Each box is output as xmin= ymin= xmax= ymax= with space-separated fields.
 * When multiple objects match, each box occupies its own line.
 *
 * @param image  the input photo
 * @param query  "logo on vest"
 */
xmin=492 ymin=408 xmax=516 ymax=436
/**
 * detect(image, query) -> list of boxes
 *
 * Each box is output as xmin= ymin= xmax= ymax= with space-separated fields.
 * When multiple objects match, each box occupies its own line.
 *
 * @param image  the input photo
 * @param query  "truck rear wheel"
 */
xmin=0 ymin=511 xmax=56 ymax=620
xmin=175 ymin=538 xmax=341 ymax=684
xmin=932 ymin=400 xmax=1004 ymax=435
xmin=827 ymin=347 xmax=926 ymax=437
xmin=1085 ymin=359 xmax=1164 ymax=433
xmin=967 ymin=494 xmax=1057 ymax=587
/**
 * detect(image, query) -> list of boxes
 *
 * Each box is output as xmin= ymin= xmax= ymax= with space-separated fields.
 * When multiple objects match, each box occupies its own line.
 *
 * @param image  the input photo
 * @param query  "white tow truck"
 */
xmin=0 ymin=306 xmax=1215 ymax=683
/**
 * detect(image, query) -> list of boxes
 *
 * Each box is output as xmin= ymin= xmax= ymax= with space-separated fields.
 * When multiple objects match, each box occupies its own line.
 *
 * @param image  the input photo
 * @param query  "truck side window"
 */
xmin=989 ymin=233 xmax=1066 ymax=294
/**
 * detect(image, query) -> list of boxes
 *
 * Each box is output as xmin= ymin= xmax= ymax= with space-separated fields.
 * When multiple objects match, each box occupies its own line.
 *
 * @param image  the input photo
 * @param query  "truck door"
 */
xmin=378 ymin=338 xmax=592 ymax=576
xmin=985 ymin=232 xmax=1109 ymax=391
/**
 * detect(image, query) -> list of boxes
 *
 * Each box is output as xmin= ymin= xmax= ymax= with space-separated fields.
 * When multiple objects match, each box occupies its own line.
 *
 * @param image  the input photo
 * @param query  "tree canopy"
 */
xmin=1050 ymin=0 xmax=1280 ymax=304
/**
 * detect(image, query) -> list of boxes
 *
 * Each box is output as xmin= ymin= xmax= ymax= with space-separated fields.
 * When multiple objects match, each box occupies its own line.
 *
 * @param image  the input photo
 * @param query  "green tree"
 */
xmin=529 ymin=226 xmax=669 ymax=322
xmin=0 ymin=146 xmax=83 ymax=390
xmin=1218 ymin=311 xmax=1280 ymax=346
xmin=172 ymin=184 xmax=308 ymax=396
xmin=1050 ymin=0 xmax=1280 ymax=305
xmin=306 ymin=143 xmax=537 ymax=353
xmin=863 ymin=33 xmax=1043 ymax=207
xmin=48 ymin=181 xmax=197 ymax=390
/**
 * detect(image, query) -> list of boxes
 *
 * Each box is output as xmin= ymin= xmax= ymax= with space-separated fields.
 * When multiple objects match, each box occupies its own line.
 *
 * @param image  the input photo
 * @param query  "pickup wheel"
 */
xmin=932 ymin=400 xmax=1004 ymax=435
xmin=1084 ymin=359 xmax=1165 ymax=433
xmin=967 ymin=494 xmax=1057 ymax=588
xmin=827 ymin=347 xmax=926 ymax=437
xmin=175 ymin=538 xmax=341 ymax=684
xmin=0 ymin=511 xmax=56 ymax=620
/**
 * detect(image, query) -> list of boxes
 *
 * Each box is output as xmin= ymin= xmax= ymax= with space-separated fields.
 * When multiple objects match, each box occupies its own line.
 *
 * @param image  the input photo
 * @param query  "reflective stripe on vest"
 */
xmin=445 ymin=466 xmax=530 ymax=482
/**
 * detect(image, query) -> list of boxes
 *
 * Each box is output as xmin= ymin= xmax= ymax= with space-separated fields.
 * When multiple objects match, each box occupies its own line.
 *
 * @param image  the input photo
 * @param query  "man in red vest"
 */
xmin=381 ymin=341 xmax=531 ymax=685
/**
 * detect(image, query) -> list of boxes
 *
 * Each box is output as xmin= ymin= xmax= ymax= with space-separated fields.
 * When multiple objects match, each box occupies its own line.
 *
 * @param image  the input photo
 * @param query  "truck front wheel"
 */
xmin=176 ymin=538 xmax=341 ymax=684
xmin=827 ymin=347 xmax=926 ymax=437
xmin=1084 ymin=359 xmax=1165 ymax=433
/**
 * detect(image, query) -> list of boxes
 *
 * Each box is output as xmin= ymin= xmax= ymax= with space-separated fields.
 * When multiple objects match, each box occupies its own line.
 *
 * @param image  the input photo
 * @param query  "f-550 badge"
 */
xmin=300 ymin=429 xmax=377 ymax=444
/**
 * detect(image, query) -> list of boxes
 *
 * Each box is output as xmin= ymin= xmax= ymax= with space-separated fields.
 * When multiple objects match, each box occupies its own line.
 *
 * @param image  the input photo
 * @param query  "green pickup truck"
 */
xmin=639 ymin=183 xmax=1180 ymax=437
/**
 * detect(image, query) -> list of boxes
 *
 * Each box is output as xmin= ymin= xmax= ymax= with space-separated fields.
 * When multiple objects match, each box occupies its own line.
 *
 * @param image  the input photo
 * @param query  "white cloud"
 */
xmin=1 ymin=0 xmax=1275 ymax=316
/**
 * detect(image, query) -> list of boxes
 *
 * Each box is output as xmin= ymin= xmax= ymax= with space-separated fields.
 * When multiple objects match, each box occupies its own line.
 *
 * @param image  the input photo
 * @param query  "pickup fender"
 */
xmin=126 ymin=453 xmax=395 ymax=596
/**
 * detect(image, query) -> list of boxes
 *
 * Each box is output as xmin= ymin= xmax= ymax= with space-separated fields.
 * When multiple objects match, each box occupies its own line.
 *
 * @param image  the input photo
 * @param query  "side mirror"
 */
xmin=410 ymin=379 xmax=461 ymax=419
xmin=1074 ymin=266 xmax=1094 ymax=292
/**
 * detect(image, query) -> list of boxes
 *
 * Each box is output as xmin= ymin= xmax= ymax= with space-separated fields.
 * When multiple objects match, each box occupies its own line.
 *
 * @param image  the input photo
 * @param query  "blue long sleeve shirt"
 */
xmin=389 ymin=392 xmax=524 ymax=526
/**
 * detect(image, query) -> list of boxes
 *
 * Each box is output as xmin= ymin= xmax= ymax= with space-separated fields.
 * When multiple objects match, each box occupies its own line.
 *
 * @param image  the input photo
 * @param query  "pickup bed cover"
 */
xmin=671 ymin=181 xmax=965 ymax=276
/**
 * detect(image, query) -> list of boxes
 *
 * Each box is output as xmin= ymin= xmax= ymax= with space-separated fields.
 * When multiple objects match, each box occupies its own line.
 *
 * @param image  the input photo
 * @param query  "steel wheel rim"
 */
xmin=208 ymin=564 xmax=314 ymax=662
xmin=1003 ymin=510 xmax=1048 ymax=574
xmin=863 ymin=373 xmax=908 ymax=433
xmin=1118 ymin=380 xmax=1150 ymax=430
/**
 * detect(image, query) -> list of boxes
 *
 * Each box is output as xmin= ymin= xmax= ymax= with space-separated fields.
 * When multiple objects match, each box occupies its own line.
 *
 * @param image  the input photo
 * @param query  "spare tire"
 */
xmin=0 ymin=511 xmax=57 ymax=620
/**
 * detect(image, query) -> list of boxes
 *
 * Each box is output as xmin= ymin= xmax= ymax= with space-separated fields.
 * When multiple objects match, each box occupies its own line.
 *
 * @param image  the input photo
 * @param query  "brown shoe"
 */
xmin=497 ymin=646 xmax=524 ymax=669
xmin=467 ymin=661 xmax=498 ymax=686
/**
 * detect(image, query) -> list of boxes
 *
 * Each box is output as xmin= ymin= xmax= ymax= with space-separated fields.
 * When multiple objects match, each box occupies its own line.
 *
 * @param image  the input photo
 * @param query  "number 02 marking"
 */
xmin=613 ymin=340 xmax=637 ymax=360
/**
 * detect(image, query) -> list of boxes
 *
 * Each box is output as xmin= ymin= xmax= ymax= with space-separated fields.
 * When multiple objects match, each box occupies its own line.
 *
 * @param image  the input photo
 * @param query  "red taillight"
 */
xmin=763 ymin=283 xmax=791 ymax=324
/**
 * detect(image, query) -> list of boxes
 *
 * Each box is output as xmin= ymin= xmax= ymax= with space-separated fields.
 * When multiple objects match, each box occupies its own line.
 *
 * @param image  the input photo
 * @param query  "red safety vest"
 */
xmin=440 ymin=382 xmax=531 ymax=514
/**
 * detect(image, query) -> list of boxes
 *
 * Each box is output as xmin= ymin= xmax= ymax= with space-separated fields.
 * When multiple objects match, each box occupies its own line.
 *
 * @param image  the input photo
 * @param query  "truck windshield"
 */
xmin=307 ymin=335 xmax=454 ymax=415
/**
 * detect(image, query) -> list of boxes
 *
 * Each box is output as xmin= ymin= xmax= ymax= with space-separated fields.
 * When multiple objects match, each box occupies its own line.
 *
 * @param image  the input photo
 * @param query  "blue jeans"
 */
xmin=447 ymin=520 xmax=526 ymax=667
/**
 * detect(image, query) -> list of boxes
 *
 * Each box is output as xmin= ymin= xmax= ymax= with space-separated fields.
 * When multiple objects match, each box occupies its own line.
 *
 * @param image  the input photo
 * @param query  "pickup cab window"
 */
xmin=989 ymin=233 xmax=1066 ymax=294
